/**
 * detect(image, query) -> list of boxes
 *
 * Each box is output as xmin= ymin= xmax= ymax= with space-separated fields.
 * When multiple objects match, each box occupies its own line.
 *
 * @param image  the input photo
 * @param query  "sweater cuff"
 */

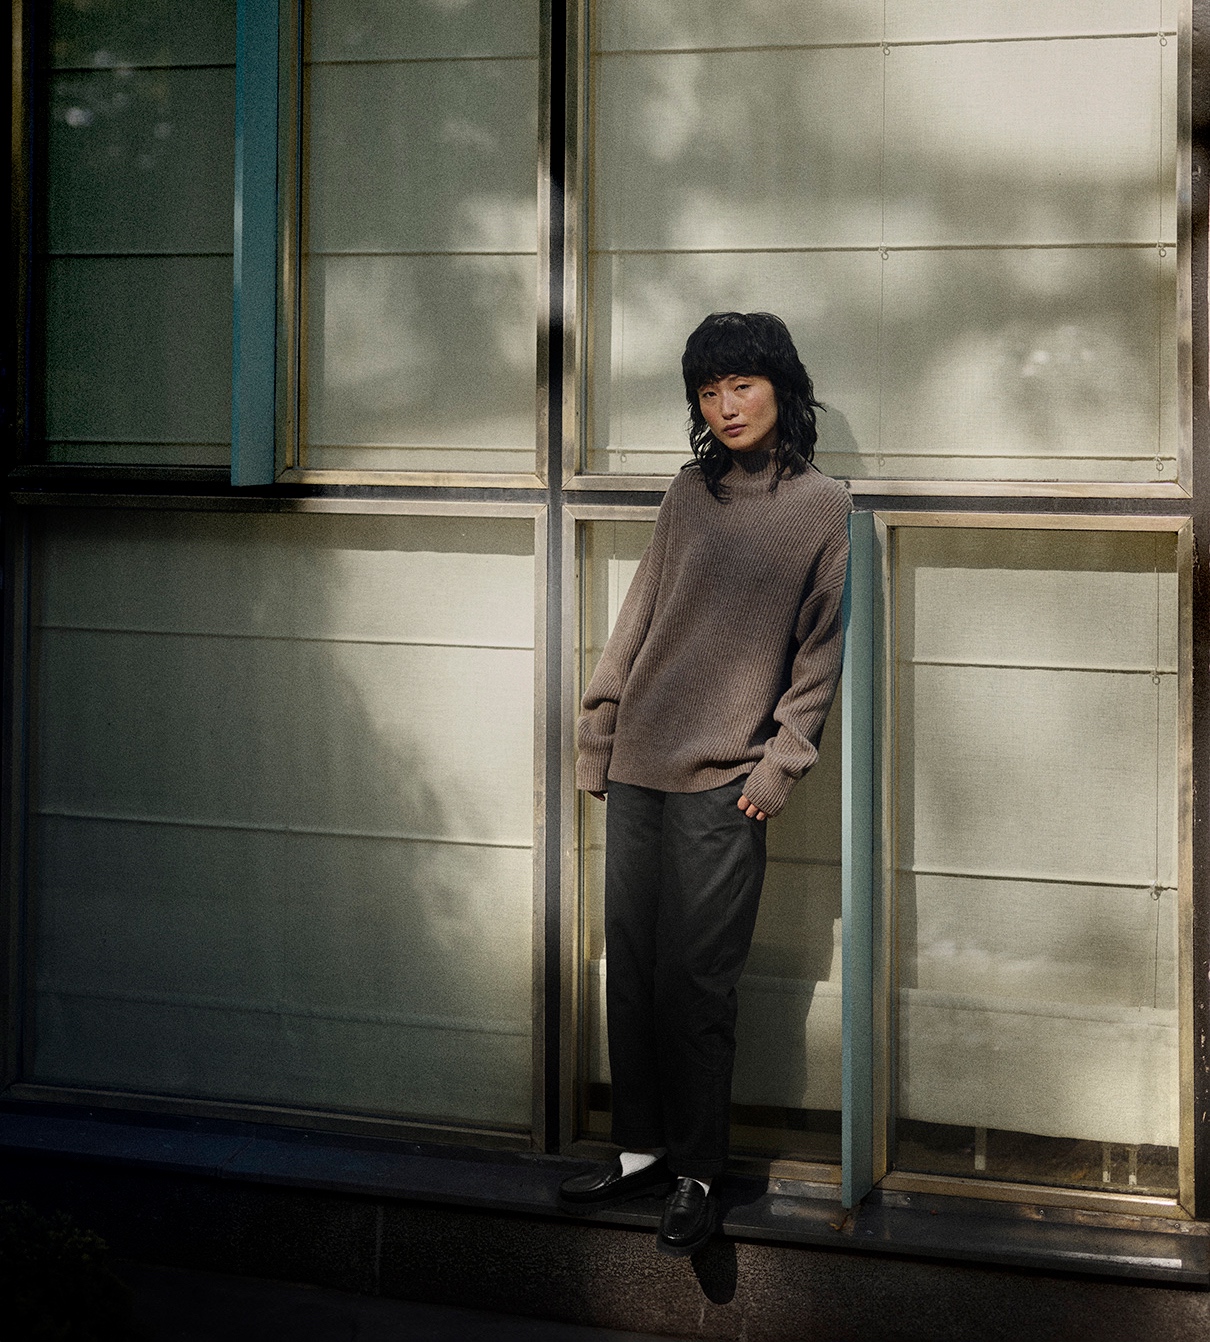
xmin=575 ymin=749 xmax=611 ymax=794
xmin=741 ymin=757 xmax=801 ymax=819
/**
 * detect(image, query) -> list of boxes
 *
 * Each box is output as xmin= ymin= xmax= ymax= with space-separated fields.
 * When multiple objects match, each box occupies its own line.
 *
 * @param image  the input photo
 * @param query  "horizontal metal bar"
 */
xmin=589 ymin=241 xmax=1176 ymax=255
xmin=34 ymin=807 xmax=533 ymax=850
xmin=876 ymin=1170 xmax=1191 ymax=1222
xmin=37 ymin=625 xmax=533 ymax=652
xmin=905 ymin=658 xmax=1177 ymax=676
xmin=595 ymin=31 xmax=1176 ymax=59
xmin=41 ymin=251 xmax=233 ymax=260
xmin=43 ymin=61 xmax=236 ymax=73
xmin=876 ymin=510 xmax=1192 ymax=530
xmin=37 ymin=982 xmax=530 ymax=1037
xmin=899 ymin=866 xmax=1177 ymax=893
xmin=10 ymin=492 xmax=547 ymax=518
xmin=306 ymin=249 xmax=537 ymax=259
xmin=306 ymin=53 xmax=538 ymax=68
xmin=3 ymin=1083 xmax=532 ymax=1150
xmin=279 ymin=469 xmax=546 ymax=490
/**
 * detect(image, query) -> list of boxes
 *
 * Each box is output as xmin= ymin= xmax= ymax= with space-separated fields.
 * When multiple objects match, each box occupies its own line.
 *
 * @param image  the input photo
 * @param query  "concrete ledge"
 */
xmin=0 ymin=1107 xmax=1206 ymax=1293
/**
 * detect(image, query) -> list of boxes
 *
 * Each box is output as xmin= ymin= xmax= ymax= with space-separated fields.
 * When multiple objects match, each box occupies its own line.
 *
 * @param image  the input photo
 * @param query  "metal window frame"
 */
xmin=4 ymin=491 xmax=552 ymax=1152
xmin=269 ymin=0 xmax=550 ymax=491
xmin=871 ymin=510 xmax=1197 ymax=1221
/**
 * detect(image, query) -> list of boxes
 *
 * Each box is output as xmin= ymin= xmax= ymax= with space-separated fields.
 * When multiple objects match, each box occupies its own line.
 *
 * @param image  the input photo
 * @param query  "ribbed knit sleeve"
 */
xmin=575 ymin=502 xmax=671 ymax=793
xmin=739 ymin=510 xmax=850 ymax=819
xmin=739 ymin=586 xmax=847 ymax=814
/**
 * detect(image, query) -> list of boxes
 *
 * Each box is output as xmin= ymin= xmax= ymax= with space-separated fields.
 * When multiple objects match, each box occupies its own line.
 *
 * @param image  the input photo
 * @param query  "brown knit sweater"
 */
xmin=576 ymin=452 xmax=852 ymax=818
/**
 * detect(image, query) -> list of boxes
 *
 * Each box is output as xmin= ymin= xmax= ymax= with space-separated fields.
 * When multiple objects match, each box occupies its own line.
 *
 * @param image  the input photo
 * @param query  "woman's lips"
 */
xmin=724 ymin=425 xmax=745 ymax=436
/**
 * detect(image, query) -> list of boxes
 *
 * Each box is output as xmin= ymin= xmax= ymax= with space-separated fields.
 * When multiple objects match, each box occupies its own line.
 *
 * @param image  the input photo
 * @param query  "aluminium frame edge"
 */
xmin=874 ymin=508 xmax=1195 ymax=1221
xmin=530 ymin=504 xmax=551 ymax=1149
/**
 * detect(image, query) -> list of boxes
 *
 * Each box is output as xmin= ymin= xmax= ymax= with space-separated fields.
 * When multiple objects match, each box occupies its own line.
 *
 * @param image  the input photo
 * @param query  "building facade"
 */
xmin=5 ymin=0 xmax=1210 ymax=1306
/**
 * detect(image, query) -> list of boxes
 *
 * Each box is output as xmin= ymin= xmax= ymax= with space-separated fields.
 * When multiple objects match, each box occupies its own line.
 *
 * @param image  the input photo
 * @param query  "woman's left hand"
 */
xmin=737 ymin=794 xmax=767 ymax=822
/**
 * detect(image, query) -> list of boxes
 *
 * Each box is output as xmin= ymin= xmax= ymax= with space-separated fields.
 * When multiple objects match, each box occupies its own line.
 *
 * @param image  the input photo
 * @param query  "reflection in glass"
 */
xmin=29 ymin=509 xmax=537 ymax=1129
xmin=587 ymin=3 xmax=1177 ymax=484
xmin=892 ymin=528 xmax=1179 ymax=1193
xmin=578 ymin=520 xmax=843 ymax=1163
xmin=301 ymin=1 xmax=539 ymax=473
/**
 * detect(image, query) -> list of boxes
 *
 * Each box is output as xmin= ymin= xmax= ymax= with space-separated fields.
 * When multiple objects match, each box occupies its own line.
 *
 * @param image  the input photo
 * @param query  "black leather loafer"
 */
xmin=656 ymin=1177 xmax=718 ymax=1257
xmin=558 ymin=1155 xmax=672 ymax=1210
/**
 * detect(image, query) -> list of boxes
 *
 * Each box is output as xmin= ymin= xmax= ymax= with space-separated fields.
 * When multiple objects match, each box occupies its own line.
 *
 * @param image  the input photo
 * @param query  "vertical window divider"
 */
xmin=842 ymin=509 xmax=877 ymax=1207
xmin=232 ymin=0 xmax=280 ymax=486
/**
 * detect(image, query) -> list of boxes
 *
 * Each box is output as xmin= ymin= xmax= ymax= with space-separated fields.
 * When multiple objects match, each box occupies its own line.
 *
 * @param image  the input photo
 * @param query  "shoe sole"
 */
xmin=655 ymin=1205 xmax=719 ymax=1258
xmin=559 ymin=1177 xmax=674 ymax=1215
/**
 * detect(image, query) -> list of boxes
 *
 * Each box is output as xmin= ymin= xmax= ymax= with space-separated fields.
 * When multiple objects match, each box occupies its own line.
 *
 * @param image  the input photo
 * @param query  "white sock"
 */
xmin=619 ymin=1150 xmax=659 ymax=1176
xmin=689 ymin=1177 xmax=712 ymax=1195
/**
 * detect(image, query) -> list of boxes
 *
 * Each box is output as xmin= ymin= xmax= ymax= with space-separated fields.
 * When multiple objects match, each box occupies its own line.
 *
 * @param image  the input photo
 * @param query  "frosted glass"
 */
xmin=884 ymin=40 xmax=1166 ymax=246
xmin=302 ymin=6 xmax=539 ymax=472
xmin=303 ymin=254 xmax=536 ymax=463
xmin=886 ymin=2 xmax=1177 ymax=42
xmin=587 ymin=251 xmax=881 ymax=475
xmin=596 ymin=0 xmax=881 ymax=52
xmin=580 ymin=519 xmax=843 ymax=1145
xmin=900 ymin=664 xmax=1177 ymax=887
xmin=592 ymin=47 xmax=882 ymax=252
xmin=306 ymin=59 xmax=538 ymax=254
xmin=879 ymin=248 xmax=1172 ymax=479
xmin=900 ymin=874 xmax=1177 ymax=1010
xmin=893 ymin=528 xmax=1182 ymax=1168
xmin=896 ymin=530 xmax=1178 ymax=673
xmin=42 ymin=256 xmax=232 ymax=446
xmin=47 ymin=68 xmax=234 ymax=254
xmin=309 ymin=0 xmax=537 ymax=61
xmin=47 ymin=0 xmax=235 ymax=68
xmin=29 ymin=509 xmax=536 ymax=1128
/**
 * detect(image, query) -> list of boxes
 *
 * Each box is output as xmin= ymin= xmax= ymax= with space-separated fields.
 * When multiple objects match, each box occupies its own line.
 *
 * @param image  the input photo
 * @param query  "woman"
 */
xmin=559 ymin=312 xmax=851 ymax=1257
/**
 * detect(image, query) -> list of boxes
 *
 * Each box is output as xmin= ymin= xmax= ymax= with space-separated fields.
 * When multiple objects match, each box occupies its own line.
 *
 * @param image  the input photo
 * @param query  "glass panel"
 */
xmin=300 ymin=1 xmax=539 ymax=474
xmin=578 ymin=520 xmax=842 ymax=1163
xmin=586 ymin=3 xmax=1178 ymax=486
xmin=37 ymin=2 xmax=235 ymax=467
xmin=587 ymin=251 xmax=882 ymax=477
xmin=28 ymin=509 xmax=536 ymax=1130
xmin=42 ymin=257 xmax=232 ymax=464
xmin=892 ymin=527 xmax=1180 ymax=1194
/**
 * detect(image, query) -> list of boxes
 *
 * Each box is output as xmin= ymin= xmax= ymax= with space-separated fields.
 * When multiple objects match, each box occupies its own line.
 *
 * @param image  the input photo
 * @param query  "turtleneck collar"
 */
xmin=724 ymin=448 xmax=778 ymax=490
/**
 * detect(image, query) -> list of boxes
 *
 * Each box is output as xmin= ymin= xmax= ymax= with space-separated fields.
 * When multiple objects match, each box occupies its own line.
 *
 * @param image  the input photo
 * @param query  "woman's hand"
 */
xmin=590 ymin=791 xmax=606 ymax=801
xmin=737 ymin=794 xmax=767 ymax=821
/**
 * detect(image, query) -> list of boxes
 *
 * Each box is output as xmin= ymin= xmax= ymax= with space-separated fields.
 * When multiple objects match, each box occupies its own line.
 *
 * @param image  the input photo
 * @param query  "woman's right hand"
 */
xmin=589 ymin=791 xmax=606 ymax=801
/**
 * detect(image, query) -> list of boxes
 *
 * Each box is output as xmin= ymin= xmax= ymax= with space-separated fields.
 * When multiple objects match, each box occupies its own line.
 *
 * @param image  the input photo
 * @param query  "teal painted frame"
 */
xmin=841 ymin=509 xmax=876 ymax=1208
xmin=232 ymin=0 xmax=280 ymax=486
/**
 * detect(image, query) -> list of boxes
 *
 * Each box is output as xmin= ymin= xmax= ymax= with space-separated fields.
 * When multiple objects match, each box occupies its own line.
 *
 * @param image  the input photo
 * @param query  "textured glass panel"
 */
xmin=29 ymin=509 xmax=536 ymax=1129
xmin=39 ymin=2 xmax=234 ymax=467
xmin=586 ymin=251 xmax=881 ymax=475
xmin=309 ymin=0 xmax=537 ymax=60
xmin=884 ymin=39 xmax=1165 ymax=246
xmin=578 ymin=521 xmax=842 ymax=1161
xmin=306 ymin=60 xmax=538 ymax=254
xmin=592 ymin=47 xmax=882 ymax=252
xmin=893 ymin=527 xmax=1180 ymax=1192
xmin=47 ymin=67 xmax=234 ymax=254
xmin=879 ymin=247 xmax=1174 ymax=483
xmin=43 ymin=256 xmax=232 ymax=448
xmin=47 ymin=0 xmax=235 ymax=68
xmin=586 ymin=13 xmax=1179 ymax=485
xmin=304 ymin=254 xmax=536 ymax=469
xmin=301 ymin=1 xmax=538 ymax=473
xmin=596 ymin=0 xmax=882 ymax=51
xmin=886 ymin=1 xmax=1176 ymax=42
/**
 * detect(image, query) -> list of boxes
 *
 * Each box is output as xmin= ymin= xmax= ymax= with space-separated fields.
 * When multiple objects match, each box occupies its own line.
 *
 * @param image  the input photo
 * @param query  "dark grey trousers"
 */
xmin=604 ymin=776 xmax=768 ymax=1180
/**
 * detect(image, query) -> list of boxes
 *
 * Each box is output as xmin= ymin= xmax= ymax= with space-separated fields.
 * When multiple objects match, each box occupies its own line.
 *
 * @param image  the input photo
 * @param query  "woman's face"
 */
xmin=697 ymin=374 xmax=779 ymax=454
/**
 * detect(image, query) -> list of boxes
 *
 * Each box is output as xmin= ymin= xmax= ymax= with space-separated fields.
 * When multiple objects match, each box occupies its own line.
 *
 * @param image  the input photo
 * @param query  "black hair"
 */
xmin=680 ymin=311 xmax=822 ymax=500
